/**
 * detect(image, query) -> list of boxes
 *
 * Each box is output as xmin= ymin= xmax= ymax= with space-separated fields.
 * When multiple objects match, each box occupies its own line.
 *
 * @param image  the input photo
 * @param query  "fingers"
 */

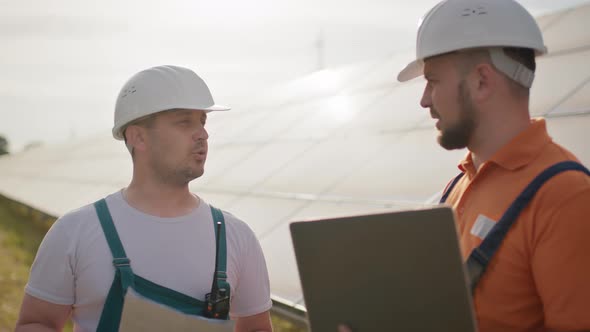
xmin=337 ymin=323 xmax=353 ymax=332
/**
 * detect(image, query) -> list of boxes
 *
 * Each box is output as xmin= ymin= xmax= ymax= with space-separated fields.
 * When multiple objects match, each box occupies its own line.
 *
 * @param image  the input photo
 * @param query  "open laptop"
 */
xmin=290 ymin=206 xmax=476 ymax=332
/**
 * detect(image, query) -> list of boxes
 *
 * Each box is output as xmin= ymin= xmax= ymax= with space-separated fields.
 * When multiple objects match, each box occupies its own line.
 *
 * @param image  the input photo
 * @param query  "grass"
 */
xmin=0 ymin=198 xmax=306 ymax=331
xmin=0 ymin=199 xmax=55 ymax=331
xmin=0 ymin=233 xmax=32 ymax=331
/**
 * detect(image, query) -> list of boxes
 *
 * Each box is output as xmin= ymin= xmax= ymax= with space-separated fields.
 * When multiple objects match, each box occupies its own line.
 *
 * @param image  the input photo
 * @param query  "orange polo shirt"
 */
xmin=445 ymin=118 xmax=590 ymax=332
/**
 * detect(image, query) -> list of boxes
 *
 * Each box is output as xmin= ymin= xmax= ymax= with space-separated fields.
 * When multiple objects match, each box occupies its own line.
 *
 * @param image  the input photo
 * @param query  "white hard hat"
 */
xmin=113 ymin=65 xmax=230 ymax=140
xmin=397 ymin=0 xmax=547 ymax=88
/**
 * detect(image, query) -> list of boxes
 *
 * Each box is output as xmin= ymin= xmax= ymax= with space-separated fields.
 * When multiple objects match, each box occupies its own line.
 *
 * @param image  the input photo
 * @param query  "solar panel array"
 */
xmin=1 ymin=4 xmax=589 ymax=312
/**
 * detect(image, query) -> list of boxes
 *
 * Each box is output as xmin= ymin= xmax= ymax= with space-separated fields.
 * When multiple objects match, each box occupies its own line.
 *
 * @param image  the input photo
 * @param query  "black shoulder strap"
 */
xmin=440 ymin=172 xmax=465 ymax=204
xmin=466 ymin=161 xmax=590 ymax=292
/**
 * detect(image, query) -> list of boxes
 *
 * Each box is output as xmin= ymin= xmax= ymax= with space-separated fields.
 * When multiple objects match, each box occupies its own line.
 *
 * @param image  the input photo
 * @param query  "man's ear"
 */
xmin=469 ymin=62 xmax=497 ymax=103
xmin=125 ymin=125 xmax=149 ymax=153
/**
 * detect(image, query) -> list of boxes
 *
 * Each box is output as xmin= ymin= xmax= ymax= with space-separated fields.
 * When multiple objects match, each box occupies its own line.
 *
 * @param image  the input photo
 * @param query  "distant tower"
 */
xmin=315 ymin=28 xmax=325 ymax=71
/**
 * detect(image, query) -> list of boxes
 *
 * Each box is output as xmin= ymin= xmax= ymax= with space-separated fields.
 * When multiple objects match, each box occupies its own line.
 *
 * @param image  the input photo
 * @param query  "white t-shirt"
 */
xmin=26 ymin=191 xmax=272 ymax=332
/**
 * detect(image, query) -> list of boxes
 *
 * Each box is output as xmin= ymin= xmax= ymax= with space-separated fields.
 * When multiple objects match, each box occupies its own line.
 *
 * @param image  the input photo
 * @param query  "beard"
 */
xmin=173 ymin=165 xmax=203 ymax=184
xmin=436 ymin=80 xmax=477 ymax=150
xmin=150 ymin=156 xmax=203 ymax=186
xmin=148 ymin=141 xmax=206 ymax=186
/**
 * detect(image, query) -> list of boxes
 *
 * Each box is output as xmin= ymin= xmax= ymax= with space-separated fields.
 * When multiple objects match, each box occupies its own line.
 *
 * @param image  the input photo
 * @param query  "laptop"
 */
xmin=290 ymin=206 xmax=477 ymax=332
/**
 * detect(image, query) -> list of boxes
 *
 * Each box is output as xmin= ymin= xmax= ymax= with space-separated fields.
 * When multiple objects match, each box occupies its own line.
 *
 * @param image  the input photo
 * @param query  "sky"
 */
xmin=1 ymin=0 xmax=589 ymax=152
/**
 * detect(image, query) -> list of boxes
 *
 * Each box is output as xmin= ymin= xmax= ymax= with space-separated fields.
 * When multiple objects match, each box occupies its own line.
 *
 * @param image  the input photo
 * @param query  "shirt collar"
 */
xmin=458 ymin=118 xmax=552 ymax=174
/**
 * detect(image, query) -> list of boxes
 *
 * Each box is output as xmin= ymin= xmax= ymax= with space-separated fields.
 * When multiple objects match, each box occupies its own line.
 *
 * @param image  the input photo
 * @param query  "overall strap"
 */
xmin=466 ymin=161 xmax=590 ymax=292
xmin=209 ymin=206 xmax=231 ymax=320
xmin=94 ymin=199 xmax=135 ymax=332
xmin=440 ymin=172 xmax=465 ymax=204
xmin=210 ymin=206 xmax=228 ymax=286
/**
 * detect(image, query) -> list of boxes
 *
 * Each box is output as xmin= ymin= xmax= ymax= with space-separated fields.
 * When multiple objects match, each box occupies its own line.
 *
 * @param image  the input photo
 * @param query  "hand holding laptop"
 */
xmin=337 ymin=324 xmax=353 ymax=332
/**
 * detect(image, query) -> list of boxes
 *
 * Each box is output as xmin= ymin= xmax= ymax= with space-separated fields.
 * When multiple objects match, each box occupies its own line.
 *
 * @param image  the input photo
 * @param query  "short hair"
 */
xmin=455 ymin=47 xmax=536 ymax=97
xmin=122 ymin=113 xmax=157 ymax=158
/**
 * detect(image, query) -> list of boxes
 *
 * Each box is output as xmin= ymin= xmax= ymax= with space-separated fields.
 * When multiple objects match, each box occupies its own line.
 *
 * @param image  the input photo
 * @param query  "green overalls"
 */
xmin=92 ymin=199 xmax=231 ymax=331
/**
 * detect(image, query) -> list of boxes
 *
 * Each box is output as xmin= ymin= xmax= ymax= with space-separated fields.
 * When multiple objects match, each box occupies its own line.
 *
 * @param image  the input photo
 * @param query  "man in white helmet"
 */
xmin=15 ymin=65 xmax=273 ymax=332
xmin=397 ymin=0 xmax=590 ymax=331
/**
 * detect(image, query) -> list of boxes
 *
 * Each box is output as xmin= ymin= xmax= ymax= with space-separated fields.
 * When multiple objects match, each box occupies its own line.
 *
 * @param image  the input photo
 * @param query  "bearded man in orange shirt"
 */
xmin=396 ymin=0 xmax=590 ymax=331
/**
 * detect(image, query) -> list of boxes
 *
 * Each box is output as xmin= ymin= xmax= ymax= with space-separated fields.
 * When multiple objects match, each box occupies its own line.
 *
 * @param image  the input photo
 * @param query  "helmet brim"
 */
xmin=397 ymin=60 xmax=423 ymax=82
xmin=202 ymin=104 xmax=231 ymax=112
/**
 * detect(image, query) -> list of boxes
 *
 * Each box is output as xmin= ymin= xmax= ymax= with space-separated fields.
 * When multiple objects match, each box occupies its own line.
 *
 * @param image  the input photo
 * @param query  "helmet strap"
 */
xmin=488 ymin=48 xmax=534 ymax=88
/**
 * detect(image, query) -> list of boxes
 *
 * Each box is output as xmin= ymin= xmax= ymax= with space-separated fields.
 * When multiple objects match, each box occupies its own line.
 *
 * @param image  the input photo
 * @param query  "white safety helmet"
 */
xmin=397 ymin=0 xmax=547 ymax=88
xmin=113 ymin=65 xmax=230 ymax=140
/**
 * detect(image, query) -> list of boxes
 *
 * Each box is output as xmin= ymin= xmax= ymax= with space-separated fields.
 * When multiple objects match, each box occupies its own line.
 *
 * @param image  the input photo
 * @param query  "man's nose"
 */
xmin=420 ymin=85 xmax=432 ymax=109
xmin=193 ymin=127 xmax=209 ymax=141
